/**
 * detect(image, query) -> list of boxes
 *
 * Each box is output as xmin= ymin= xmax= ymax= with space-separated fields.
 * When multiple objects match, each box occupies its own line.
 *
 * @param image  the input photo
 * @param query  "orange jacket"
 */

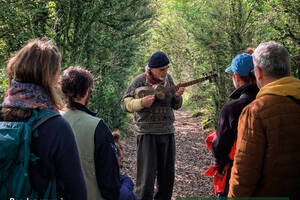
xmin=229 ymin=77 xmax=300 ymax=198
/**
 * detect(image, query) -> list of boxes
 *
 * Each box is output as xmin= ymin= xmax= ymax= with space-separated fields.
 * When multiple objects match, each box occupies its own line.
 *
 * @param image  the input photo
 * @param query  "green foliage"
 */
xmin=51 ymin=0 xmax=154 ymax=130
xmin=0 ymin=0 xmax=155 ymax=130
xmin=144 ymin=0 xmax=300 ymax=129
xmin=1 ymin=0 xmax=300 ymax=132
xmin=261 ymin=0 xmax=300 ymax=78
xmin=0 ymin=68 xmax=6 ymax=102
xmin=145 ymin=0 xmax=258 ymax=128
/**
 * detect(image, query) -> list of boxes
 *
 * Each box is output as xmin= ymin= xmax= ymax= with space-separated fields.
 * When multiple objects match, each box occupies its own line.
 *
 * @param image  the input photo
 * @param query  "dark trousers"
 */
xmin=135 ymin=134 xmax=175 ymax=200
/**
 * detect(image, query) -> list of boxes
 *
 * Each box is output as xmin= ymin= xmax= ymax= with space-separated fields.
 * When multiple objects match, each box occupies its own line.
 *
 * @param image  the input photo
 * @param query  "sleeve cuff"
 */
xmin=124 ymin=97 xmax=144 ymax=112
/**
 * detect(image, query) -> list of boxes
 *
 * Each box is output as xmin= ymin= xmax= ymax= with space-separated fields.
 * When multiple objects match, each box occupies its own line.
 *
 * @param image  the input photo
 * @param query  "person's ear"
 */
xmin=84 ymin=88 xmax=90 ymax=98
xmin=233 ymin=73 xmax=240 ymax=82
xmin=255 ymin=66 xmax=264 ymax=80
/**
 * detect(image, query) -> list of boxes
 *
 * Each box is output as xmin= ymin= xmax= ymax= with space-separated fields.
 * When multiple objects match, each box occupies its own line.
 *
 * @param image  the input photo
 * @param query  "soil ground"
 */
xmin=120 ymin=108 xmax=215 ymax=199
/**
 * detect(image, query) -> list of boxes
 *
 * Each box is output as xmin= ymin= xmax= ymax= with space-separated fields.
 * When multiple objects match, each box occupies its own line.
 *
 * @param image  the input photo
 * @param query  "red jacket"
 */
xmin=205 ymin=130 xmax=236 ymax=195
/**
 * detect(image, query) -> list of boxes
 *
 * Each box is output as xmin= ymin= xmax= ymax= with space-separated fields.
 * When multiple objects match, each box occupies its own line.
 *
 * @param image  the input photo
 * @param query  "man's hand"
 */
xmin=141 ymin=95 xmax=155 ymax=108
xmin=175 ymin=87 xmax=184 ymax=97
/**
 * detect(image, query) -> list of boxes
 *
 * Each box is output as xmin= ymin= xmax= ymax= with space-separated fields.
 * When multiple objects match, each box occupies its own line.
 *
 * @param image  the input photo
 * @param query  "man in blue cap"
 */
xmin=211 ymin=53 xmax=259 ymax=198
xmin=121 ymin=51 xmax=184 ymax=200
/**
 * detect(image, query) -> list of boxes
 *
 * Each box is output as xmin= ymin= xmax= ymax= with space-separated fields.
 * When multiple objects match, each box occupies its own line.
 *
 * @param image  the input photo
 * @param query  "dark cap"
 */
xmin=148 ymin=51 xmax=170 ymax=68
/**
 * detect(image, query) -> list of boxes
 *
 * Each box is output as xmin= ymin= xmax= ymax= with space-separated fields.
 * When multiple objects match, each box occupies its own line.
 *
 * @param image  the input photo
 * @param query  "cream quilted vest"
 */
xmin=61 ymin=109 xmax=104 ymax=200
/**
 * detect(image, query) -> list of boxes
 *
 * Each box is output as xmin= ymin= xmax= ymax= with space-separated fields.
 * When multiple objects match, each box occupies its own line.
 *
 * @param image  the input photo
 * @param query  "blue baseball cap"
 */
xmin=225 ymin=53 xmax=254 ymax=76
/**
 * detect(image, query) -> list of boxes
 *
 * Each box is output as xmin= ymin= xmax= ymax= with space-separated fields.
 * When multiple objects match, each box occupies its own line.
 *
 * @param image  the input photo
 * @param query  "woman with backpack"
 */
xmin=0 ymin=38 xmax=87 ymax=200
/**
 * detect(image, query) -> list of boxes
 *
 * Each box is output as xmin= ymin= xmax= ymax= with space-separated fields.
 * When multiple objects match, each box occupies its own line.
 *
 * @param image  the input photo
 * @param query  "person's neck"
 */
xmin=69 ymin=101 xmax=98 ymax=116
xmin=235 ymin=80 xmax=246 ymax=89
xmin=74 ymin=97 xmax=86 ymax=106
xmin=74 ymin=99 xmax=85 ymax=105
xmin=260 ymin=76 xmax=280 ymax=88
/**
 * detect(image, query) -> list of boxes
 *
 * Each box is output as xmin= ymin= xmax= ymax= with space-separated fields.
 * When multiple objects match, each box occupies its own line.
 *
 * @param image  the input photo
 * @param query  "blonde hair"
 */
xmin=3 ymin=38 xmax=63 ymax=120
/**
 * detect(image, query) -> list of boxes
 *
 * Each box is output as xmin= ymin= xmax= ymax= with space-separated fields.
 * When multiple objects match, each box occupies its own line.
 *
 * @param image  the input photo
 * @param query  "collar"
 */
xmin=229 ymin=83 xmax=259 ymax=100
xmin=145 ymin=71 xmax=165 ymax=85
xmin=71 ymin=101 xmax=98 ymax=116
xmin=256 ymin=76 xmax=300 ymax=99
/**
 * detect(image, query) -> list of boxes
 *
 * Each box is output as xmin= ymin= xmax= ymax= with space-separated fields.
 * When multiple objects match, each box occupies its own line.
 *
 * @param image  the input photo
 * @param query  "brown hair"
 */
xmin=238 ymin=47 xmax=256 ymax=83
xmin=112 ymin=130 xmax=124 ymax=167
xmin=239 ymin=71 xmax=256 ymax=83
xmin=112 ymin=130 xmax=123 ymax=152
xmin=60 ymin=66 xmax=94 ymax=108
xmin=243 ymin=47 xmax=255 ymax=55
xmin=2 ymin=38 xmax=62 ymax=120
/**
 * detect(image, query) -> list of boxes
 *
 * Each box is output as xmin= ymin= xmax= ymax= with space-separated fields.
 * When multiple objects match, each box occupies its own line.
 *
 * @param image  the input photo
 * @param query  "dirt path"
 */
xmin=121 ymin=108 xmax=214 ymax=199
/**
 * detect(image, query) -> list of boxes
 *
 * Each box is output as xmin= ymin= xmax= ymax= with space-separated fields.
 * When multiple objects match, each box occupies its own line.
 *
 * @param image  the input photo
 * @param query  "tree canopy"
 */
xmin=1 ymin=0 xmax=299 ymax=130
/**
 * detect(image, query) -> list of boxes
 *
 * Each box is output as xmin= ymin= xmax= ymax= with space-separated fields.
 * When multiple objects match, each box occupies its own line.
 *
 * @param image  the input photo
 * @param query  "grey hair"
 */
xmin=252 ymin=41 xmax=290 ymax=78
xmin=145 ymin=65 xmax=150 ymax=72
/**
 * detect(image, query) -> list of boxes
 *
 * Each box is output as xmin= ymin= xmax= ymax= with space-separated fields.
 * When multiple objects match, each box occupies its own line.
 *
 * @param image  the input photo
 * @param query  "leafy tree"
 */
xmin=51 ymin=0 xmax=155 ymax=129
xmin=253 ymin=0 xmax=300 ymax=77
xmin=146 ymin=0 xmax=258 ymax=127
xmin=0 ymin=68 xmax=6 ymax=102
xmin=1 ymin=0 xmax=300 ymax=131
xmin=146 ymin=0 xmax=300 ymax=128
xmin=0 ymin=0 xmax=155 ymax=130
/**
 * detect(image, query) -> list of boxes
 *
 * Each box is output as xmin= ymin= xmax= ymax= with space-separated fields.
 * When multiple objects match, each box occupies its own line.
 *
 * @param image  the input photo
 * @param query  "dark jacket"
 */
xmin=71 ymin=103 xmax=121 ymax=200
xmin=94 ymin=119 xmax=121 ymax=200
xmin=0 ymin=110 xmax=88 ymax=200
xmin=212 ymin=83 xmax=259 ymax=168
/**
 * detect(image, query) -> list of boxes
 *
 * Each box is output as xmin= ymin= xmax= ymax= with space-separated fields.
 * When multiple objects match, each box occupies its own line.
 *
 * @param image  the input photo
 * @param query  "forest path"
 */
xmin=121 ymin=108 xmax=214 ymax=199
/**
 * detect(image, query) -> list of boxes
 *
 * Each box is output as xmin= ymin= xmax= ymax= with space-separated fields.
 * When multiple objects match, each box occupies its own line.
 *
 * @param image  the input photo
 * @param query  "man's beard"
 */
xmin=159 ymin=75 xmax=167 ymax=81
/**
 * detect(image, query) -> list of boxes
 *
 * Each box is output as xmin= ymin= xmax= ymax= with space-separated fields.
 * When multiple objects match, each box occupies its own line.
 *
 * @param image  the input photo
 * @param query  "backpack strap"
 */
xmin=31 ymin=112 xmax=60 ymax=132
xmin=31 ymin=111 xmax=59 ymax=198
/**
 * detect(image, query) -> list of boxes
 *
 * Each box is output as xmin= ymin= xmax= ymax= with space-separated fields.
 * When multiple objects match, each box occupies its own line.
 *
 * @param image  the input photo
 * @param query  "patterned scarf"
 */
xmin=2 ymin=81 xmax=57 ymax=111
xmin=145 ymin=70 xmax=165 ymax=85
